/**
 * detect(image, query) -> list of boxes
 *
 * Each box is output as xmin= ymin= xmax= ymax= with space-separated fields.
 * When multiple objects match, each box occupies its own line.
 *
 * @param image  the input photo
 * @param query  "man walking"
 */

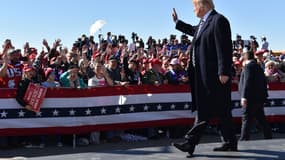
xmin=172 ymin=0 xmax=237 ymax=157
xmin=239 ymin=51 xmax=272 ymax=141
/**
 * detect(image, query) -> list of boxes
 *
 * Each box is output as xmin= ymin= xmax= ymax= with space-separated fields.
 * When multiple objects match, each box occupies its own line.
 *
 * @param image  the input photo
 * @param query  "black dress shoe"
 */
xmin=213 ymin=142 xmax=237 ymax=151
xmin=173 ymin=141 xmax=195 ymax=156
xmin=239 ymin=137 xmax=249 ymax=141
xmin=264 ymin=136 xmax=272 ymax=140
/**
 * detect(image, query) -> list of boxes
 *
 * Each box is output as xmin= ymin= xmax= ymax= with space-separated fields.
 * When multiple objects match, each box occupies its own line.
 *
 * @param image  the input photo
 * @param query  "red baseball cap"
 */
xmin=151 ymin=58 xmax=162 ymax=66
xmin=92 ymin=51 xmax=101 ymax=59
xmin=234 ymin=61 xmax=241 ymax=66
xmin=255 ymin=49 xmax=266 ymax=56
xmin=45 ymin=67 xmax=54 ymax=78
xmin=23 ymin=64 xmax=35 ymax=72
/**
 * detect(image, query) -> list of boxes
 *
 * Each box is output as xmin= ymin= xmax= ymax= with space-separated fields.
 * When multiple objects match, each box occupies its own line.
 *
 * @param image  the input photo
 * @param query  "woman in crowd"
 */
xmin=78 ymin=58 xmax=93 ymax=85
xmin=88 ymin=61 xmax=113 ymax=87
xmin=264 ymin=61 xmax=281 ymax=83
xmin=60 ymin=64 xmax=87 ymax=88
xmin=89 ymin=60 xmax=126 ymax=143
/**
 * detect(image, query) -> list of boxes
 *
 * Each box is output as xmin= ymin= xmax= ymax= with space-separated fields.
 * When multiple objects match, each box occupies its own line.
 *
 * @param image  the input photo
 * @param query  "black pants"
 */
xmin=185 ymin=107 xmax=237 ymax=145
xmin=240 ymin=102 xmax=272 ymax=140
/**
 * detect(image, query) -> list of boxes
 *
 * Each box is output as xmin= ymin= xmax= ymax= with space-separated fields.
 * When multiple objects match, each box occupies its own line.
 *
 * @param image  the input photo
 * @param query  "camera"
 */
xmin=135 ymin=38 xmax=144 ymax=48
xmin=73 ymin=34 xmax=91 ymax=50
xmin=261 ymin=36 xmax=266 ymax=41
xmin=111 ymin=35 xmax=118 ymax=44
xmin=98 ymin=34 xmax=104 ymax=43
xmin=3 ymin=39 xmax=14 ymax=49
xmin=162 ymin=38 xmax=168 ymax=45
xmin=131 ymin=32 xmax=138 ymax=41
xmin=73 ymin=38 xmax=82 ymax=48
xmin=111 ymin=35 xmax=128 ymax=45
xmin=170 ymin=34 xmax=176 ymax=40
xmin=5 ymin=39 xmax=11 ymax=45
xmin=146 ymin=36 xmax=157 ymax=49
xmin=118 ymin=35 xmax=126 ymax=44
xmin=236 ymin=34 xmax=242 ymax=40
xmin=250 ymin=35 xmax=256 ymax=41
xmin=181 ymin=34 xmax=190 ymax=45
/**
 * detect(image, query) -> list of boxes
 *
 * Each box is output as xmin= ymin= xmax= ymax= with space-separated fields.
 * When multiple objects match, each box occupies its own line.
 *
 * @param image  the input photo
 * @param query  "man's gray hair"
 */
xmin=197 ymin=0 xmax=215 ymax=9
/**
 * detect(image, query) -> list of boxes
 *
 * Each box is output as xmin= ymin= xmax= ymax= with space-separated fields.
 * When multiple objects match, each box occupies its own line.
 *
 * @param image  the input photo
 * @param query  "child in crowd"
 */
xmin=41 ymin=67 xmax=63 ymax=147
xmin=42 ymin=67 xmax=60 ymax=88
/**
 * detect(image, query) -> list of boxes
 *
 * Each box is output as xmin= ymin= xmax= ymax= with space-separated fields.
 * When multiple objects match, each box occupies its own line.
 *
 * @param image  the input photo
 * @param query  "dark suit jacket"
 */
xmin=16 ymin=78 xmax=31 ymax=107
xmin=239 ymin=60 xmax=268 ymax=103
xmin=176 ymin=10 xmax=232 ymax=118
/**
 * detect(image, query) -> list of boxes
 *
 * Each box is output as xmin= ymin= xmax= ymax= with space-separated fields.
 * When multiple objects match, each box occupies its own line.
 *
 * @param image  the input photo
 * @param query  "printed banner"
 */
xmin=0 ymin=84 xmax=284 ymax=136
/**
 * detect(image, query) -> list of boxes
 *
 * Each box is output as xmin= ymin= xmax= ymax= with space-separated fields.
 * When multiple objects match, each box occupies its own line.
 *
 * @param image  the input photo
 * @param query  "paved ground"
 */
xmin=1 ymin=133 xmax=285 ymax=160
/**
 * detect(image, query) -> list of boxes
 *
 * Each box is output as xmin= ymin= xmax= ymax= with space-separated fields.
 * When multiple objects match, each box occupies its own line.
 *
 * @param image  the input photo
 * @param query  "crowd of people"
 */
xmin=0 ymin=33 xmax=192 ymax=91
xmin=1 ymin=33 xmax=285 ymax=92
xmin=0 ymin=32 xmax=285 ymax=148
xmin=232 ymin=34 xmax=285 ymax=84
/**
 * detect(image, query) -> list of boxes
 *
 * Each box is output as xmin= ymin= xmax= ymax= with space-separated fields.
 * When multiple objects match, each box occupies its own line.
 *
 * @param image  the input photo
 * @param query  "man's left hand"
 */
xmin=241 ymin=98 xmax=247 ymax=108
xmin=219 ymin=75 xmax=229 ymax=84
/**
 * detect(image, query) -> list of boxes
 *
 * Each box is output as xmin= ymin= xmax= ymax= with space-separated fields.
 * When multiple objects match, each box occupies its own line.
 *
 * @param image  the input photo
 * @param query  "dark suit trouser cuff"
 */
xmin=184 ymin=121 xmax=207 ymax=145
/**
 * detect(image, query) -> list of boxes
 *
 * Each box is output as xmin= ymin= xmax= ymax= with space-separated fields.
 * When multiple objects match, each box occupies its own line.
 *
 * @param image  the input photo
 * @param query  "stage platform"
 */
xmin=0 ymin=133 xmax=285 ymax=160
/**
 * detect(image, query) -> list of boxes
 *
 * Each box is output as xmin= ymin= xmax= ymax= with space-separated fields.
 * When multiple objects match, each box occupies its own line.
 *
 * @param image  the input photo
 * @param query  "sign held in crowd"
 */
xmin=24 ymin=83 xmax=47 ymax=112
